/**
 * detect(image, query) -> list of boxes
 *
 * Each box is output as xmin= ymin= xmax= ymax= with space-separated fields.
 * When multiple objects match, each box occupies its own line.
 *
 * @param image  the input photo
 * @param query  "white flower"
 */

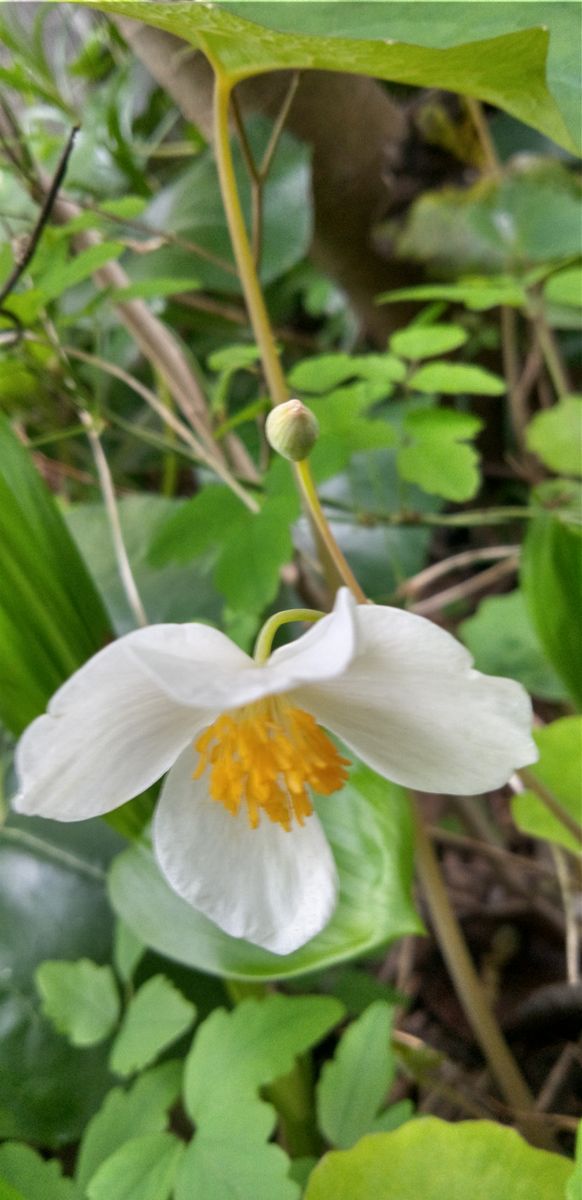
xmin=13 ymin=589 xmax=536 ymax=955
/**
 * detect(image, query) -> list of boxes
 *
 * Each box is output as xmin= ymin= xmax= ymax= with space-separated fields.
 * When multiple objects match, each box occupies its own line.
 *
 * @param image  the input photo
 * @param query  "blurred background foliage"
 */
xmin=0 ymin=3 xmax=580 ymax=1198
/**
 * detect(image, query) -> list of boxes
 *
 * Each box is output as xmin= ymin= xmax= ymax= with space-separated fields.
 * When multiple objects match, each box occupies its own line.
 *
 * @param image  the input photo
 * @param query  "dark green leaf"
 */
xmin=0 ymin=816 xmax=120 ymax=1145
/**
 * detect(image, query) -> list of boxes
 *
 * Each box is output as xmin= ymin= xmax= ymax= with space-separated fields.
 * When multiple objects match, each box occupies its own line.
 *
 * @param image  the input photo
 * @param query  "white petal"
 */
xmin=129 ymin=588 xmax=358 ymax=711
xmin=153 ymin=746 xmax=339 ymax=954
xmin=293 ymin=605 xmax=537 ymax=794
xmin=14 ymin=633 xmax=210 ymax=821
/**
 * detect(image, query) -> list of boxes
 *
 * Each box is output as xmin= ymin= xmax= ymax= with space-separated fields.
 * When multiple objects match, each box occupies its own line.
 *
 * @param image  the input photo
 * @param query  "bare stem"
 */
xmin=80 ymin=410 xmax=148 ymax=630
xmin=551 ymin=846 xmax=580 ymax=985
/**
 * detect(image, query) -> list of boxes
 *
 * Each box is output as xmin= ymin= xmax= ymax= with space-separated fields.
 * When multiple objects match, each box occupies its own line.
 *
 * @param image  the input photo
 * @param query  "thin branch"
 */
xmin=551 ymin=845 xmax=581 ymax=985
xmin=80 ymin=410 xmax=149 ymax=629
xmin=465 ymin=96 xmax=503 ymax=180
xmin=399 ymin=545 xmax=519 ymax=599
xmin=0 ymin=125 xmax=79 ymax=308
xmin=259 ymin=72 xmax=301 ymax=179
xmin=411 ymin=556 xmax=518 ymax=616
xmin=25 ymin=338 xmax=260 ymax=513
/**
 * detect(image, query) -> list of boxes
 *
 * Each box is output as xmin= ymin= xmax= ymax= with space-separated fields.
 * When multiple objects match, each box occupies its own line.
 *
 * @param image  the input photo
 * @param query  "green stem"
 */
xmin=212 ymin=73 xmax=366 ymax=601
xmin=213 ymin=75 xmax=288 ymax=408
xmin=254 ymin=607 xmax=323 ymax=664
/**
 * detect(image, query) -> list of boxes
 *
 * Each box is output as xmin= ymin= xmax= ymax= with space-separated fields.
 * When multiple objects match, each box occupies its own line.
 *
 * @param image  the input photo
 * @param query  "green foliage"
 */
xmin=304 ymin=1118 xmax=573 ymax=1200
xmin=545 ymin=265 xmax=582 ymax=309
xmin=142 ymin=118 xmax=312 ymax=291
xmin=511 ymin=717 xmax=582 ymax=854
xmin=408 ymin=363 xmax=505 ymax=396
xmin=108 ymin=768 xmax=421 ymax=980
xmin=521 ymin=483 xmax=582 ymax=707
xmin=0 ymin=416 xmax=112 ymax=734
xmin=397 ymin=408 xmax=483 ymax=502
xmin=0 ymin=816 xmax=120 ymax=1145
xmin=177 ymin=994 xmax=343 ymax=1200
xmin=566 ymin=1123 xmax=582 ymax=1200
xmin=396 ymin=163 xmax=582 ymax=274
xmin=149 ymin=482 xmax=298 ymax=619
xmin=460 ymin=591 xmax=568 ymax=702
xmin=526 ymin=395 xmax=582 ymax=476
xmin=86 ymin=1132 xmax=184 ymax=1200
xmin=316 ymin=1001 xmax=402 ymax=1148
xmin=109 ymin=975 xmax=196 ymax=1077
xmin=67 ymin=496 xmax=224 ymax=634
xmin=75 ymin=1061 xmax=182 ymax=1194
xmin=0 ymin=1144 xmax=75 ymax=1200
xmin=36 ymin=959 xmax=120 ymax=1047
xmin=379 ymin=276 xmax=527 ymax=311
xmin=79 ymin=1 xmax=576 ymax=151
xmin=389 ymin=323 xmax=468 ymax=360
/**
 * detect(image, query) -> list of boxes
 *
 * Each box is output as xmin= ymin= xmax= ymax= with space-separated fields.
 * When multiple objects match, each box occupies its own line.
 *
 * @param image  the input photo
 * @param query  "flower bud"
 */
xmin=265 ymin=399 xmax=319 ymax=462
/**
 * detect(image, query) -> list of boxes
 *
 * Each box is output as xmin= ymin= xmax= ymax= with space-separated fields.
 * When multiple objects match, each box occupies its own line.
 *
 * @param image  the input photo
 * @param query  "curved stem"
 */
xmin=253 ymin=607 xmax=323 ymax=664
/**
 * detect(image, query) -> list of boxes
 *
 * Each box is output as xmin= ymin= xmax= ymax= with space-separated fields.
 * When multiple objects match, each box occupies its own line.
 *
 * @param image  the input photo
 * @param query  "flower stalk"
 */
xmin=210 ymin=64 xmax=546 ymax=1142
xmin=212 ymin=72 xmax=367 ymax=603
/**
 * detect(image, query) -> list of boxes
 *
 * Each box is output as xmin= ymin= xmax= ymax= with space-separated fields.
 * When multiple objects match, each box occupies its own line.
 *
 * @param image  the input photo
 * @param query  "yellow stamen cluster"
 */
xmin=194 ymin=699 xmax=349 ymax=831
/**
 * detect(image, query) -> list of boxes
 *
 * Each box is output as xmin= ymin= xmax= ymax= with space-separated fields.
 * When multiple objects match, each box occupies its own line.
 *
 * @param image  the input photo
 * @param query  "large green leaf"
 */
xmin=81 ymin=1 xmax=576 ymax=152
xmin=305 ymin=1118 xmax=572 ymax=1200
xmin=224 ymin=1 xmax=581 ymax=151
xmin=0 ymin=816 xmax=121 ymax=1145
xmin=521 ymin=485 xmax=582 ymax=708
xmin=0 ymin=417 xmax=112 ymax=734
xmin=108 ymin=766 xmax=421 ymax=981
